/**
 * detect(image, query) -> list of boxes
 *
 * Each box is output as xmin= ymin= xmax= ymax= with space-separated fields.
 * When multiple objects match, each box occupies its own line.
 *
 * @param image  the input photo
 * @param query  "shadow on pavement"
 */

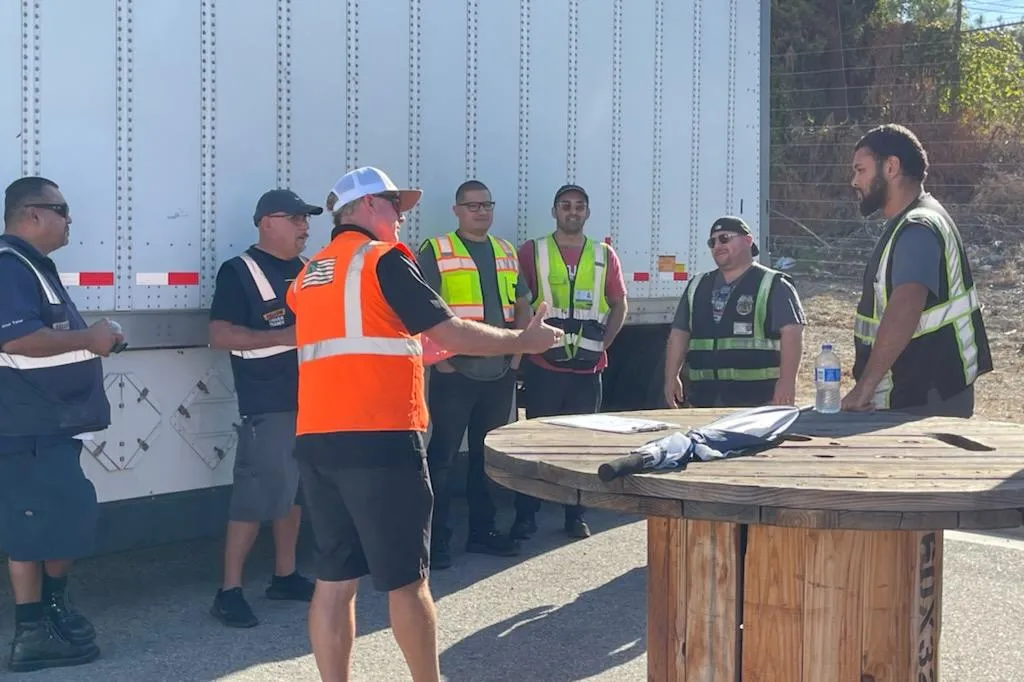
xmin=0 ymin=502 xmax=640 ymax=681
xmin=439 ymin=566 xmax=646 ymax=681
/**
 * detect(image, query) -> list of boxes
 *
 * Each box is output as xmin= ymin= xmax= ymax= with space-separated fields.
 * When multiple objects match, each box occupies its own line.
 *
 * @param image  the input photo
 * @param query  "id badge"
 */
xmin=733 ymin=322 xmax=753 ymax=336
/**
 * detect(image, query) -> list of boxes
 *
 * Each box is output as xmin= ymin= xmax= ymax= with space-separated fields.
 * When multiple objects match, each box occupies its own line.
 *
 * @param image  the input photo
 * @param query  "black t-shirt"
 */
xmin=210 ymin=247 xmax=305 ymax=416
xmin=294 ymin=226 xmax=455 ymax=468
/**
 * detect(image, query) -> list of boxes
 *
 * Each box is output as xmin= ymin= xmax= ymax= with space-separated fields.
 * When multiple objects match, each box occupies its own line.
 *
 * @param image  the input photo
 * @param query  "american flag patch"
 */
xmin=301 ymin=258 xmax=336 ymax=288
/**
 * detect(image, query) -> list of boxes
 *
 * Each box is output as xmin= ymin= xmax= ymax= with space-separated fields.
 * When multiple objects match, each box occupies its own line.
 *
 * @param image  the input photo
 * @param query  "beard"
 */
xmin=858 ymin=174 xmax=888 ymax=217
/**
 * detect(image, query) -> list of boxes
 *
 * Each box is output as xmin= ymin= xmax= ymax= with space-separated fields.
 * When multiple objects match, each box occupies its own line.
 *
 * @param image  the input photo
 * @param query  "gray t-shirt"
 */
xmin=417 ymin=235 xmax=530 ymax=381
xmin=671 ymin=267 xmax=806 ymax=334
xmin=886 ymin=224 xmax=941 ymax=296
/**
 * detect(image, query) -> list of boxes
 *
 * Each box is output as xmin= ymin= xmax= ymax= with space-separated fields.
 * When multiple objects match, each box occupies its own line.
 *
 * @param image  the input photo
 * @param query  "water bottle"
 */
xmin=814 ymin=343 xmax=841 ymax=414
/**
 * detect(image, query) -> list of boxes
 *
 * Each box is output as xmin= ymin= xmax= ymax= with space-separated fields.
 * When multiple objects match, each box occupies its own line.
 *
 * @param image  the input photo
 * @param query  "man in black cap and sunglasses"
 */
xmin=0 ymin=176 xmax=125 ymax=672
xmin=663 ymin=216 xmax=806 ymax=409
xmin=206 ymin=188 xmax=322 ymax=628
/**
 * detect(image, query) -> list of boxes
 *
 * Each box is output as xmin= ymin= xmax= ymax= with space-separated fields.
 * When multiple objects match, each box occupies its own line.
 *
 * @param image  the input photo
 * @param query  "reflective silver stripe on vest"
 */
xmin=0 ymin=246 xmax=62 ymax=304
xmin=867 ymin=207 xmax=981 ymax=408
xmin=229 ymin=251 xmax=297 ymax=360
xmin=0 ymin=349 xmax=99 ymax=370
xmin=536 ymin=239 xmax=607 ymax=323
xmin=232 ymin=345 xmax=295 ymax=360
xmin=298 ymin=337 xmax=422 ymax=362
xmin=239 ymin=252 xmax=277 ymax=302
xmin=0 ymin=247 xmax=99 ymax=370
xmin=297 ymin=241 xmax=423 ymax=363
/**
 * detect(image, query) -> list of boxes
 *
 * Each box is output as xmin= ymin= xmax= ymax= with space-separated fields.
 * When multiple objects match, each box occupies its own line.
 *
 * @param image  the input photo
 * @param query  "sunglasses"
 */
xmin=25 ymin=202 xmax=70 ymax=219
xmin=373 ymin=193 xmax=402 ymax=214
xmin=707 ymin=232 xmax=739 ymax=248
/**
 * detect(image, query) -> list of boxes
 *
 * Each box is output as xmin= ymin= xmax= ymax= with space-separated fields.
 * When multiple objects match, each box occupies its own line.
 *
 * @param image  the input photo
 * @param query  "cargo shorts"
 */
xmin=229 ymin=411 xmax=301 ymax=523
xmin=0 ymin=436 xmax=98 ymax=562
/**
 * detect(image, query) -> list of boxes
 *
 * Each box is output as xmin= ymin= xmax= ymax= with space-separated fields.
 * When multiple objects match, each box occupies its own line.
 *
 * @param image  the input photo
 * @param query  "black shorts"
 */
xmin=0 ymin=436 xmax=98 ymax=562
xmin=294 ymin=430 xmax=433 ymax=592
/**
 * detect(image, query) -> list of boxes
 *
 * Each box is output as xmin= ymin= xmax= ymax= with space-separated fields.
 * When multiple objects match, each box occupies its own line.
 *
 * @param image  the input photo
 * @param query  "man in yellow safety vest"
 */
xmin=416 ymin=180 xmax=532 ymax=569
xmin=511 ymin=184 xmax=629 ymax=541
xmin=844 ymin=124 xmax=992 ymax=416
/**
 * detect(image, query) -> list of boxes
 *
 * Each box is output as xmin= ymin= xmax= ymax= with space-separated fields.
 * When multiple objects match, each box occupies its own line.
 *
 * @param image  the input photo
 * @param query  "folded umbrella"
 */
xmin=597 ymin=405 xmax=804 ymax=482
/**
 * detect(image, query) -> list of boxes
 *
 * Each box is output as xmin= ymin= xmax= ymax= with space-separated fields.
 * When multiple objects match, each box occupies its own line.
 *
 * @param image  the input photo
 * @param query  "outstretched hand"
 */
xmin=517 ymin=302 xmax=563 ymax=355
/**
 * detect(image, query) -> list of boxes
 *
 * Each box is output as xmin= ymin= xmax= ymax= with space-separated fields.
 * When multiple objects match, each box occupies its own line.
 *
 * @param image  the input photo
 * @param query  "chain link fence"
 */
xmin=767 ymin=18 xmax=1024 ymax=283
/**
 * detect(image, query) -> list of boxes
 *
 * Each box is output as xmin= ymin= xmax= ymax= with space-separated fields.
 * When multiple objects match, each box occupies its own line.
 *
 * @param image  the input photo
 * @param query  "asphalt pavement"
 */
xmin=0 ymin=505 xmax=1021 ymax=681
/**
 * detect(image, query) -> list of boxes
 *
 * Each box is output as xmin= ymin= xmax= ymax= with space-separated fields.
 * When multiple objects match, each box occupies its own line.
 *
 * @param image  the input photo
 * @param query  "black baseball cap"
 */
xmin=553 ymin=184 xmax=589 ymax=206
xmin=253 ymin=189 xmax=323 ymax=226
xmin=709 ymin=216 xmax=759 ymax=256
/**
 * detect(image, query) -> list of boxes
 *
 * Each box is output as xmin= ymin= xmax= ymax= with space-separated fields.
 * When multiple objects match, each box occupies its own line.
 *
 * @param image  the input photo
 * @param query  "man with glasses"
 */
xmin=0 ymin=176 xmax=124 ymax=672
xmin=416 ymin=180 xmax=531 ymax=569
xmin=207 ymin=188 xmax=322 ymax=628
xmin=287 ymin=166 xmax=562 ymax=682
xmin=663 ymin=216 xmax=806 ymax=409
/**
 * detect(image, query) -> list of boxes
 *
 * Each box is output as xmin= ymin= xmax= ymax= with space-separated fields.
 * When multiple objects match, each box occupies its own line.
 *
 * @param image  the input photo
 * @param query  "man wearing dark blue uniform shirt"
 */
xmin=0 ymin=176 xmax=123 ymax=673
xmin=206 ymin=189 xmax=322 ymax=628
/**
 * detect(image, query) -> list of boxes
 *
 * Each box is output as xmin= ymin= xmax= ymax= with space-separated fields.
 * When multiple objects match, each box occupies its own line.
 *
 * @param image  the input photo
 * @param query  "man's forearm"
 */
xmin=778 ymin=325 xmax=803 ymax=386
xmin=860 ymin=284 xmax=928 ymax=387
xmin=426 ymin=317 xmax=524 ymax=357
xmin=664 ymin=329 xmax=689 ymax=382
xmin=1 ymin=327 xmax=93 ymax=358
xmin=208 ymin=322 xmax=293 ymax=351
xmin=603 ymin=299 xmax=628 ymax=349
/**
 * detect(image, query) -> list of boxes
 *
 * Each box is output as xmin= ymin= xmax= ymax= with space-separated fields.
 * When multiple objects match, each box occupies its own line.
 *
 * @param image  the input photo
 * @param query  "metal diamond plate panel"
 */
xmin=83 ymin=372 xmax=161 ymax=472
xmin=170 ymin=365 xmax=238 ymax=470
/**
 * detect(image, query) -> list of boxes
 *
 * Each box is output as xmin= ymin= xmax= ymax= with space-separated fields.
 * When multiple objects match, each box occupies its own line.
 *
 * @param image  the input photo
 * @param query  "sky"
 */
xmin=963 ymin=0 xmax=1024 ymax=26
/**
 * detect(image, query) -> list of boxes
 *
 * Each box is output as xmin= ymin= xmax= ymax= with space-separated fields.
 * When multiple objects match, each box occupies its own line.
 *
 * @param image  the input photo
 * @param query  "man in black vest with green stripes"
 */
xmin=663 ymin=217 xmax=806 ymax=408
xmin=843 ymin=124 xmax=992 ymax=416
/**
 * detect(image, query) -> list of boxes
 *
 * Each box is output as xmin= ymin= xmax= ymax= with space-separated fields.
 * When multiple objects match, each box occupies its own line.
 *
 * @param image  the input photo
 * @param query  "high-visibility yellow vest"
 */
xmin=531 ymin=234 xmax=610 ymax=368
xmin=424 ymin=231 xmax=518 ymax=323
xmin=853 ymin=200 xmax=992 ymax=409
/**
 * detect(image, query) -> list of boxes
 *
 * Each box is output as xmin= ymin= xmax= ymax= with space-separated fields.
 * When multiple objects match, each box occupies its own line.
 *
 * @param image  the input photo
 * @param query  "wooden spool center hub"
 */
xmin=483 ymin=408 xmax=1024 ymax=682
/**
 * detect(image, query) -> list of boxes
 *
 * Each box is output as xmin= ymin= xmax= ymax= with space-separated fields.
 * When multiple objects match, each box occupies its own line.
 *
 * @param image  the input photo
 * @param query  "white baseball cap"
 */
xmin=327 ymin=166 xmax=422 ymax=214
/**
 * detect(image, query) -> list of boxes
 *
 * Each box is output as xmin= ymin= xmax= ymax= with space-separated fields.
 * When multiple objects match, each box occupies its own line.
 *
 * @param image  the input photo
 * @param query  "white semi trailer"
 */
xmin=1 ymin=0 xmax=768 ymax=552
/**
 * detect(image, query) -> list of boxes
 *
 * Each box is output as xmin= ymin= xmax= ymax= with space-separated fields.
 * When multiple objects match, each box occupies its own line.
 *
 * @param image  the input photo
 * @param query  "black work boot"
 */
xmin=45 ymin=585 xmax=96 ymax=646
xmin=564 ymin=509 xmax=591 ymax=539
xmin=509 ymin=513 xmax=537 ymax=541
xmin=430 ymin=537 xmax=453 ymax=570
xmin=466 ymin=529 xmax=520 ymax=557
xmin=7 ymin=619 xmax=100 ymax=673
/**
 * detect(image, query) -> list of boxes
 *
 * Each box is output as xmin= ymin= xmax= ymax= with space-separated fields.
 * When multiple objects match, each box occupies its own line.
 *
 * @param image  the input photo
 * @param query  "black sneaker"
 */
xmin=431 ymin=538 xmax=453 ymax=570
xmin=45 ymin=588 xmax=96 ymax=645
xmin=565 ymin=517 xmax=591 ymax=539
xmin=7 ymin=619 xmax=100 ymax=673
xmin=509 ymin=514 xmax=537 ymax=540
xmin=211 ymin=588 xmax=258 ymax=628
xmin=466 ymin=529 xmax=520 ymax=557
xmin=265 ymin=572 xmax=315 ymax=602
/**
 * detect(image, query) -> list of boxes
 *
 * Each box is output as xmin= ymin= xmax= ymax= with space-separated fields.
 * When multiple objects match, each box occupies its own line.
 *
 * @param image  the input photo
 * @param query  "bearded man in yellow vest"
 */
xmin=844 ymin=124 xmax=992 ymax=415
xmin=511 ymin=184 xmax=629 ymax=541
xmin=416 ymin=180 xmax=532 ymax=570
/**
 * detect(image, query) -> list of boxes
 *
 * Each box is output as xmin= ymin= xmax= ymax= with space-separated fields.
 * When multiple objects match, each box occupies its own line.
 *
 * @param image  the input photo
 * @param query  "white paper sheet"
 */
xmin=538 ymin=414 xmax=678 ymax=434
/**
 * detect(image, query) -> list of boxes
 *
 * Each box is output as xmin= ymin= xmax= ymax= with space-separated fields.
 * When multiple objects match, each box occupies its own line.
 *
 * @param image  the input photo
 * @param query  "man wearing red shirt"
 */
xmin=510 ymin=184 xmax=628 ymax=540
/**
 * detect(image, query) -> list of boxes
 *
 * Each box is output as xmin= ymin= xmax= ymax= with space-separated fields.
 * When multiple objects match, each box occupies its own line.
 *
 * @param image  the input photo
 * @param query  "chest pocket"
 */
xmin=44 ymin=303 xmax=71 ymax=331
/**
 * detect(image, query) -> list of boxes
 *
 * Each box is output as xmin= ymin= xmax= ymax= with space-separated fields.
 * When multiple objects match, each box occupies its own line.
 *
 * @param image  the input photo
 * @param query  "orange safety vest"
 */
xmin=286 ymin=230 xmax=428 ymax=435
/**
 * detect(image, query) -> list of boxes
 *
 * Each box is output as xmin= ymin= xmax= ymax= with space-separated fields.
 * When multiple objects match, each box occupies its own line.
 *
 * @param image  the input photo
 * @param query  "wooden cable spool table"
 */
xmin=483 ymin=408 xmax=1024 ymax=682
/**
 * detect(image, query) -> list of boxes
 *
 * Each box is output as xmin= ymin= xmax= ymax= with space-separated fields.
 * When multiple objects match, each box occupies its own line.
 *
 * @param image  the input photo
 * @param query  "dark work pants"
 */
xmin=426 ymin=368 xmax=516 ymax=545
xmin=514 ymin=360 xmax=602 ymax=522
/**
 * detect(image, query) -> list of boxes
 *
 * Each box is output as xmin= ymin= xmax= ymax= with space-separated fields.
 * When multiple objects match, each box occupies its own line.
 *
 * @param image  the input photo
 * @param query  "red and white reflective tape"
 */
xmin=627 ymin=271 xmax=689 ymax=282
xmin=135 ymin=272 xmax=200 ymax=286
xmin=60 ymin=272 xmax=114 ymax=287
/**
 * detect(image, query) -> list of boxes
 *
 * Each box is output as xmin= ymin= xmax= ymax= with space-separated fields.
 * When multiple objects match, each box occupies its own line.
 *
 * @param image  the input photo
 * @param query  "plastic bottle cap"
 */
xmin=821 ymin=343 xmax=833 ymax=351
